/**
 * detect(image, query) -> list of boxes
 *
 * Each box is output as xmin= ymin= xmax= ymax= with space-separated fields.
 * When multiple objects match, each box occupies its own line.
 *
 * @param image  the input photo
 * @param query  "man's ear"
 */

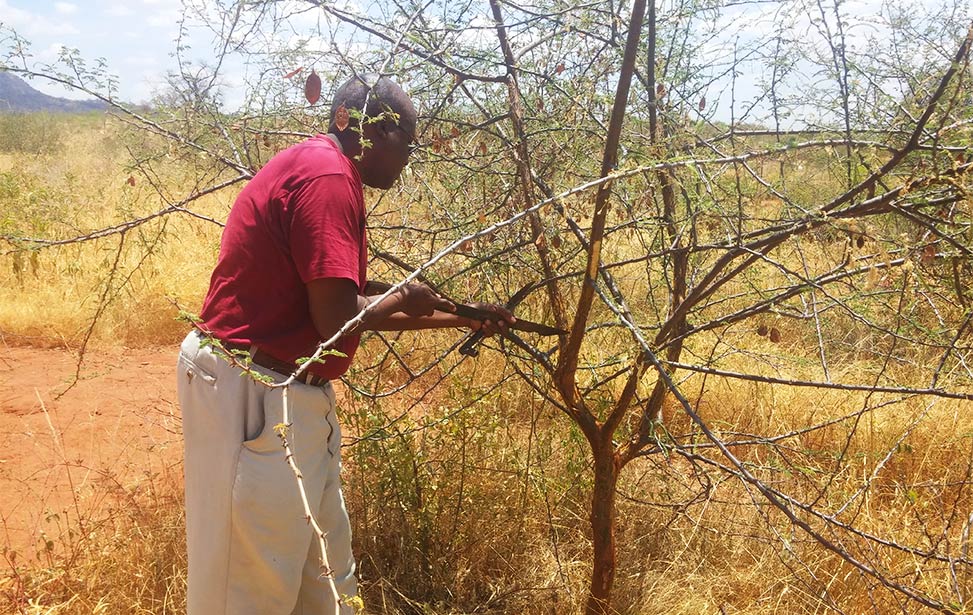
xmin=376 ymin=118 xmax=395 ymax=140
xmin=362 ymin=118 xmax=388 ymax=144
xmin=350 ymin=119 xmax=374 ymax=145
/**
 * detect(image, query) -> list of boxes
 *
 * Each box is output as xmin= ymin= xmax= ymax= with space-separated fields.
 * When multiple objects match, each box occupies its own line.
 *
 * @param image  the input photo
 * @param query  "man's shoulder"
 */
xmin=280 ymin=134 xmax=341 ymax=163
xmin=261 ymin=135 xmax=356 ymax=185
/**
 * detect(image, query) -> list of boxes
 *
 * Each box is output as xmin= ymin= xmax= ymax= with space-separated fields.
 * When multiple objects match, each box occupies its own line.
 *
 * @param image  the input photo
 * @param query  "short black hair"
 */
xmin=329 ymin=73 xmax=415 ymax=133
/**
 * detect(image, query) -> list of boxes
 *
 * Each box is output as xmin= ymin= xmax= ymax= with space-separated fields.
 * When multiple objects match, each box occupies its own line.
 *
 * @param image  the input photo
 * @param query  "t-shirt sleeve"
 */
xmin=289 ymin=173 xmax=364 ymax=287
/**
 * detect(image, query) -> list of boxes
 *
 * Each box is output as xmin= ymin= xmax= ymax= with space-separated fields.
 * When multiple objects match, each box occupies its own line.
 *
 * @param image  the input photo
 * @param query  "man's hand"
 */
xmin=398 ymin=283 xmax=456 ymax=318
xmin=465 ymin=302 xmax=516 ymax=336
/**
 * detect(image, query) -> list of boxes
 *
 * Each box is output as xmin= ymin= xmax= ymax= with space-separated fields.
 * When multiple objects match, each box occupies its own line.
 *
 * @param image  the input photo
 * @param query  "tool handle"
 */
xmin=459 ymin=330 xmax=485 ymax=357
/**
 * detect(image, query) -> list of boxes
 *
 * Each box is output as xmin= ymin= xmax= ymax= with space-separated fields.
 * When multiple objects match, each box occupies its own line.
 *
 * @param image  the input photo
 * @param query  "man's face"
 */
xmin=358 ymin=108 xmax=418 ymax=190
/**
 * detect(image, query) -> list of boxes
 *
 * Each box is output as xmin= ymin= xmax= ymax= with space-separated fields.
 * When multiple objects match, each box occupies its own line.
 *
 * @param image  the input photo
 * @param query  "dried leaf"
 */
xmin=304 ymin=70 xmax=321 ymax=105
xmin=284 ymin=66 xmax=304 ymax=80
xmin=535 ymin=234 xmax=548 ymax=249
xmin=551 ymin=234 xmax=562 ymax=249
xmin=866 ymin=267 xmax=881 ymax=289
xmin=757 ymin=324 xmax=768 ymax=337
xmin=459 ymin=240 xmax=473 ymax=253
xmin=450 ymin=126 xmax=460 ymax=139
xmin=656 ymin=83 xmax=666 ymax=98
xmin=856 ymin=235 xmax=866 ymax=249
xmin=769 ymin=327 xmax=781 ymax=343
xmin=921 ymin=244 xmax=936 ymax=266
xmin=477 ymin=212 xmax=487 ymax=225
xmin=126 ymin=175 xmax=136 ymax=187
xmin=555 ymin=62 xmax=565 ymax=75
xmin=334 ymin=104 xmax=350 ymax=132
xmin=478 ymin=141 xmax=487 ymax=155
xmin=698 ymin=96 xmax=706 ymax=112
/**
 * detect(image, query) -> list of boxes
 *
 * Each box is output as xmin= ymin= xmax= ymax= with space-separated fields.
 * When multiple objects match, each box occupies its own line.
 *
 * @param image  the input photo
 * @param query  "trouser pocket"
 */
xmin=226 ymin=384 xmax=339 ymax=613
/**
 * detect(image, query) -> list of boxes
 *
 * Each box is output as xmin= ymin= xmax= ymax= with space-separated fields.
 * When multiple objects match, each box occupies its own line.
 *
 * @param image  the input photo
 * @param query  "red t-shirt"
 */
xmin=199 ymin=135 xmax=367 ymax=380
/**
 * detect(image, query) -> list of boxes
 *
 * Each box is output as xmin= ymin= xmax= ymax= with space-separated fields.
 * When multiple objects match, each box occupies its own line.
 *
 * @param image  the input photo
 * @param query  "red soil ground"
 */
xmin=0 ymin=344 xmax=182 ymax=562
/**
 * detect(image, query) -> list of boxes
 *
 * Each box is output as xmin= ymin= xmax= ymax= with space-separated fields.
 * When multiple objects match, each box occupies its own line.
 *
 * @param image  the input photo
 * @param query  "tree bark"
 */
xmin=585 ymin=442 xmax=620 ymax=615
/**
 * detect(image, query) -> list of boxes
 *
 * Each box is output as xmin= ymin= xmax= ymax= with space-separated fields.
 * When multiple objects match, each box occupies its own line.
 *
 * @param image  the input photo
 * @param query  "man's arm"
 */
xmin=308 ymin=278 xmax=513 ymax=341
xmin=361 ymin=279 xmax=514 ymax=334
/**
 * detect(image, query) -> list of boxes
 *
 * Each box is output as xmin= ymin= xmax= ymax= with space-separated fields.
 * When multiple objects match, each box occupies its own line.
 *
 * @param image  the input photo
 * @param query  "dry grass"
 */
xmin=2 ymin=490 xmax=186 ymax=615
xmin=2 ymin=116 xmax=972 ymax=614
xmin=0 ymin=114 xmax=230 ymax=348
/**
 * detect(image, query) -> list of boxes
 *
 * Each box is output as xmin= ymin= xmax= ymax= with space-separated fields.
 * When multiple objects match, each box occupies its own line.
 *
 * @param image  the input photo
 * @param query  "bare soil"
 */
xmin=0 ymin=344 xmax=182 ymax=561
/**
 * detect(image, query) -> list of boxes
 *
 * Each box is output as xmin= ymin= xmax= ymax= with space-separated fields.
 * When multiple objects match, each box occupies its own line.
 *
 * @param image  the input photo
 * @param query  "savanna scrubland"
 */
xmin=2 ymin=1 xmax=973 ymax=613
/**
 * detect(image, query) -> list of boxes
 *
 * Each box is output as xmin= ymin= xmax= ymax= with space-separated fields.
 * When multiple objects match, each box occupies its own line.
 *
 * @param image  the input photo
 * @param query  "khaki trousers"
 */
xmin=177 ymin=331 xmax=358 ymax=615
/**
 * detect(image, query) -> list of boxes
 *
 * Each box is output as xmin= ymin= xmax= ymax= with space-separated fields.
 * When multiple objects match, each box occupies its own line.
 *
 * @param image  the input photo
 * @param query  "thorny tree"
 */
xmin=2 ymin=0 xmax=973 ymax=613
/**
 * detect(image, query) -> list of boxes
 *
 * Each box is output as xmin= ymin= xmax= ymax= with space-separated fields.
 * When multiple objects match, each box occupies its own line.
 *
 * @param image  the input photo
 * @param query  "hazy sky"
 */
xmin=2 ymin=0 xmax=186 ymax=103
xmin=3 ymin=0 xmax=969 ymax=123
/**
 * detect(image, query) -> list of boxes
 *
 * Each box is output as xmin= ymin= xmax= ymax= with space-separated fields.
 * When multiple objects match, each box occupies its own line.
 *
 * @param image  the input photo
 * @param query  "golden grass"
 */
xmin=2 ymin=486 xmax=186 ymax=615
xmin=0 ymin=117 xmax=231 ymax=348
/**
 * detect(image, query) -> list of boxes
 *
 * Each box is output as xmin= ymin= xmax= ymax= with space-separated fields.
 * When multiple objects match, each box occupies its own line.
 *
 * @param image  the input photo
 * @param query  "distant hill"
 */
xmin=0 ymin=71 xmax=109 ymax=113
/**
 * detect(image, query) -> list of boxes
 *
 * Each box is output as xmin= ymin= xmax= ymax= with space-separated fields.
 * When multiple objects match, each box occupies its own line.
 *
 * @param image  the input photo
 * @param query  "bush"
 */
xmin=0 ymin=113 xmax=72 ymax=156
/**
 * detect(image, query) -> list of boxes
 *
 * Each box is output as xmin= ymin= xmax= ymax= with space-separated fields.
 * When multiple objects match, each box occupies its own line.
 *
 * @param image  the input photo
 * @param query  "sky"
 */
xmin=2 ymin=0 xmax=188 ymax=103
xmin=2 ymin=0 xmax=969 ymax=122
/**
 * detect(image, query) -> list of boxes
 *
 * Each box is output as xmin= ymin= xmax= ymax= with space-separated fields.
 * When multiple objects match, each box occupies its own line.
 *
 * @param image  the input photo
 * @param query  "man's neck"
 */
xmin=325 ymin=132 xmax=344 ymax=154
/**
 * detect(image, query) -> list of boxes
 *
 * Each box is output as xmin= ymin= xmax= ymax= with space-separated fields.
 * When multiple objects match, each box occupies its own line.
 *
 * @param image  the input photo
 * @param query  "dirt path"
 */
xmin=0 ymin=345 xmax=182 ymax=560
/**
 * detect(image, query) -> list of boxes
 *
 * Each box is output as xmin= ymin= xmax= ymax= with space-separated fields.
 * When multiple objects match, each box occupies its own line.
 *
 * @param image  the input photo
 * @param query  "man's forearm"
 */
xmin=353 ymin=292 xmax=408 ymax=332
xmin=366 ymin=309 xmax=471 ymax=332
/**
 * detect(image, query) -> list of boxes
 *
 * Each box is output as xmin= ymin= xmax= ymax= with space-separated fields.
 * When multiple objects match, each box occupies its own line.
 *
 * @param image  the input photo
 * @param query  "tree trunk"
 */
xmin=585 ymin=445 xmax=619 ymax=615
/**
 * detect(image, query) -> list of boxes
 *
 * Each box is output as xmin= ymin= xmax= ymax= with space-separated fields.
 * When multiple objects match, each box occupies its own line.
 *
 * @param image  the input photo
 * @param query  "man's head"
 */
xmin=328 ymin=74 xmax=417 ymax=189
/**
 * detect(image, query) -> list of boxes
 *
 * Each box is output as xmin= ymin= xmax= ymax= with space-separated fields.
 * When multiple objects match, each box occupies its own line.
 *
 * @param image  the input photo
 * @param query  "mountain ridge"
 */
xmin=0 ymin=71 xmax=109 ymax=113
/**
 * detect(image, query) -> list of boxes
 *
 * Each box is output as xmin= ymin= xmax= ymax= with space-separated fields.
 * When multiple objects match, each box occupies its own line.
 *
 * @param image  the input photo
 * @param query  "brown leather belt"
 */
xmin=223 ymin=341 xmax=330 ymax=387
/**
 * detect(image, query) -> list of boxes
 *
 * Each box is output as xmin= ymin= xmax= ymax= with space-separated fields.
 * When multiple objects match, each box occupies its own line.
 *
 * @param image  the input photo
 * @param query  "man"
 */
xmin=176 ymin=74 xmax=513 ymax=615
